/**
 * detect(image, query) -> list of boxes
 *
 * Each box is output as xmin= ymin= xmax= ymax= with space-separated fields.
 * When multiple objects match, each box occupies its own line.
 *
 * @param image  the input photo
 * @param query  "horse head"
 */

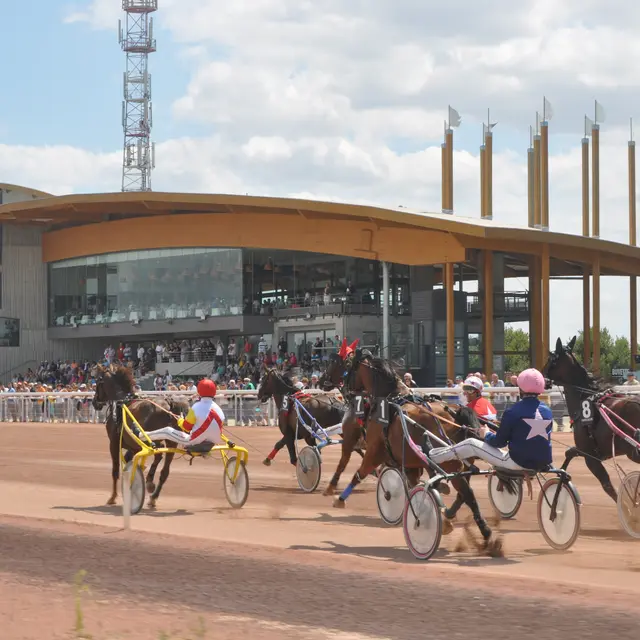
xmin=323 ymin=339 xmax=360 ymax=390
xmin=542 ymin=336 xmax=586 ymax=389
xmin=92 ymin=364 xmax=136 ymax=409
xmin=257 ymin=368 xmax=294 ymax=403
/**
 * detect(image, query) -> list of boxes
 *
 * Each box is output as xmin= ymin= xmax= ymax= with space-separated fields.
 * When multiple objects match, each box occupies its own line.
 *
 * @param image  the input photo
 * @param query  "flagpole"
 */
xmin=480 ymin=124 xmax=486 ymax=218
xmin=446 ymin=124 xmax=454 ymax=213
xmin=527 ymin=126 xmax=534 ymax=228
xmin=540 ymin=106 xmax=550 ymax=230
xmin=533 ymin=113 xmax=542 ymax=228
xmin=592 ymin=115 xmax=600 ymax=239
xmin=485 ymin=110 xmax=493 ymax=220
xmin=629 ymin=118 xmax=637 ymax=369
xmin=582 ymin=116 xmax=591 ymax=367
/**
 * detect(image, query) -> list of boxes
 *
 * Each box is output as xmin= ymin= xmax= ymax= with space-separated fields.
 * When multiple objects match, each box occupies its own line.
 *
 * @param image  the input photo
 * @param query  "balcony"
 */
xmin=466 ymin=291 xmax=529 ymax=321
xmin=123 ymin=0 xmax=158 ymax=12
xmin=273 ymin=295 xmax=410 ymax=320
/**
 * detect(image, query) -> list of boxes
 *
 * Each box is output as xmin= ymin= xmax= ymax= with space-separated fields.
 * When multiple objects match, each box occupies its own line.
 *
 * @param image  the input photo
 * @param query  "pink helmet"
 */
xmin=463 ymin=376 xmax=484 ymax=393
xmin=517 ymin=368 xmax=545 ymax=395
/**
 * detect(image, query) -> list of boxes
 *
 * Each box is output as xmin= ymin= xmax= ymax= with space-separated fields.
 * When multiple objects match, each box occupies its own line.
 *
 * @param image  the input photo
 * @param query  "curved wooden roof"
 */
xmin=1 ymin=191 xmax=639 ymax=274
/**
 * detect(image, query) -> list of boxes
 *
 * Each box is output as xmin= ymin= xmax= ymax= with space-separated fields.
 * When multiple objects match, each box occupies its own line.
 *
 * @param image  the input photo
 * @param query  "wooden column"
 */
xmin=592 ymin=125 xmax=600 ymax=238
xmin=630 ymin=139 xmax=637 ymax=368
xmin=441 ymin=142 xmax=448 ymax=212
xmin=533 ymin=134 xmax=541 ymax=227
xmin=483 ymin=251 xmax=494 ymax=374
xmin=540 ymin=122 xmax=549 ymax=229
xmin=446 ymin=129 xmax=454 ymax=214
xmin=527 ymin=145 xmax=534 ymax=227
xmin=445 ymin=262 xmax=455 ymax=380
xmin=583 ymin=266 xmax=591 ymax=368
xmin=582 ymin=137 xmax=590 ymax=236
xmin=480 ymin=144 xmax=486 ymax=218
xmin=529 ymin=256 xmax=542 ymax=368
xmin=541 ymin=243 xmax=550 ymax=362
xmin=593 ymin=257 xmax=601 ymax=375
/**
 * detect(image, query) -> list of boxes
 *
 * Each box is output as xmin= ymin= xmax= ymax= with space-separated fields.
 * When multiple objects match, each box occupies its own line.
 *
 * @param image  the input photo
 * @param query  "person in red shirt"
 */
xmin=462 ymin=375 xmax=497 ymax=421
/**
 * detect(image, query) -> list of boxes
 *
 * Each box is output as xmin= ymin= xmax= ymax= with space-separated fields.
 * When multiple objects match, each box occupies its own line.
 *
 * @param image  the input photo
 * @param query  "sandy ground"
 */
xmin=0 ymin=423 xmax=639 ymax=640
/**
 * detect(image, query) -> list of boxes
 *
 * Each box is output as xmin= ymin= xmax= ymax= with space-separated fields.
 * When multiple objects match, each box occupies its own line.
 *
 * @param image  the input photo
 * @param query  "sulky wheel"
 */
xmin=223 ymin=455 xmax=249 ymax=509
xmin=402 ymin=484 xmax=443 ymax=561
xmin=617 ymin=471 xmax=640 ymax=539
xmin=121 ymin=461 xmax=145 ymax=515
xmin=296 ymin=446 xmax=322 ymax=493
xmin=376 ymin=466 xmax=406 ymax=526
xmin=537 ymin=477 xmax=581 ymax=550
xmin=487 ymin=473 xmax=524 ymax=520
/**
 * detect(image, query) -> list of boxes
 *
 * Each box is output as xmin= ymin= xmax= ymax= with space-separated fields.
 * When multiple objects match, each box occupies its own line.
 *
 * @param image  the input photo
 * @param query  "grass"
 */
xmin=73 ymin=570 xmax=209 ymax=639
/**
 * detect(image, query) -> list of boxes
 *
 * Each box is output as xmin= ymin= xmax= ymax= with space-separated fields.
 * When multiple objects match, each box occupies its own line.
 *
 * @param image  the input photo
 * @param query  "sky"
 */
xmin=1 ymin=0 xmax=640 ymax=342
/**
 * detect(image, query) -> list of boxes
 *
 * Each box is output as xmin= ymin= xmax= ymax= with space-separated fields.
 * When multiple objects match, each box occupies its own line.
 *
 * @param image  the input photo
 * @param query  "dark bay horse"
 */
xmin=92 ymin=365 xmax=189 ymax=509
xmin=543 ymin=336 xmax=640 ymax=502
xmin=332 ymin=349 xmax=499 ymax=548
xmin=257 ymin=369 xmax=347 ymax=466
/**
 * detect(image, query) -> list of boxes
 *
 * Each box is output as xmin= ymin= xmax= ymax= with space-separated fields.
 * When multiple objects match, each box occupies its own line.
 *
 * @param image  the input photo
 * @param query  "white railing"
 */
xmin=0 ymin=386 xmax=635 ymax=425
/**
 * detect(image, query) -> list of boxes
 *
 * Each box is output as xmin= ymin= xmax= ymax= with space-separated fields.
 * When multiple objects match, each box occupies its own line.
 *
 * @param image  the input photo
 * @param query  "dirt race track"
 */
xmin=1 ymin=423 xmax=640 ymax=639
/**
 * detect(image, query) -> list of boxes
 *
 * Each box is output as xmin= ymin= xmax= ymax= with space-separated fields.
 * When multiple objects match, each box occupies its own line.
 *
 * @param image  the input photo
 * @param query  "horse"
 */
xmin=330 ymin=348 xmax=500 ymax=549
xmin=92 ymin=364 xmax=190 ymax=509
xmin=543 ymin=336 xmax=640 ymax=502
xmin=256 ymin=368 xmax=348 ymax=466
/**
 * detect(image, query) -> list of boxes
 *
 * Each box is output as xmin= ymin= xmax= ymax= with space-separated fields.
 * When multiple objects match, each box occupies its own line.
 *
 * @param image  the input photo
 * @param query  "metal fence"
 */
xmin=1 ymin=386 xmax=637 ymax=426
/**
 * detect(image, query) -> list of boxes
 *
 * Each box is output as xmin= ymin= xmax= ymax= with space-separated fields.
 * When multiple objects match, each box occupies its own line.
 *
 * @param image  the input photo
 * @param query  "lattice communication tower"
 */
xmin=119 ymin=0 xmax=157 ymax=192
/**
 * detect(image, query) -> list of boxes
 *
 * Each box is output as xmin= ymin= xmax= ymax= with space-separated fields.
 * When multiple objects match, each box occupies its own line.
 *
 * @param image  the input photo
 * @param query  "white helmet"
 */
xmin=463 ymin=376 xmax=484 ymax=393
xmin=294 ymin=381 xmax=304 ymax=390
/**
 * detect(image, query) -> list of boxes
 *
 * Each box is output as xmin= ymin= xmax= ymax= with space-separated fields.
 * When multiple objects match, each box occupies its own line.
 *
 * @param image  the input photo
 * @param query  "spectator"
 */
xmin=403 ymin=373 xmax=417 ymax=388
xmin=624 ymin=371 xmax=640 ymax=386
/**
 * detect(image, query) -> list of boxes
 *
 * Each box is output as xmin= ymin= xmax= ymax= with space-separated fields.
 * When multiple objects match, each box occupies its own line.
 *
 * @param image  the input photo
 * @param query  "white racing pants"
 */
xmin=428 ymin=438 xmax=526 ymax=472
xmin=146 ymin=425 xmax=223 ymax=448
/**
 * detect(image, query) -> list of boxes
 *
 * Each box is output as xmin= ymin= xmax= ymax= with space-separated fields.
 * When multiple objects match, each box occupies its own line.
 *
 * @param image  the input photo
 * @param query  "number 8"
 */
xmin=581 ymin=400 xmax=591 ymax=419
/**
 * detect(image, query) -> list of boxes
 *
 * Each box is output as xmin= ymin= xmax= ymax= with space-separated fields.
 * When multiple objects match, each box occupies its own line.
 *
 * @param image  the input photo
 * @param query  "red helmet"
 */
xmin=197 ymin=378 xmax=217 ymax=398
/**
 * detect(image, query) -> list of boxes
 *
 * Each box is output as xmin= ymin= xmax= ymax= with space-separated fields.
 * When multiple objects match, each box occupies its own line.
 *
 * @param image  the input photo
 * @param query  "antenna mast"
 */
xmin=119 ymin=0 xmax=157 ymax=192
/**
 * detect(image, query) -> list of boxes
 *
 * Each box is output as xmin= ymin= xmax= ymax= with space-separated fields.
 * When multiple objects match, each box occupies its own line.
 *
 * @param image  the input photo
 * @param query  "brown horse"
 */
xmin=92 ymin=365 xmax=189 ymax=509
xmin=543 ymin=336 xmax=640 ymax=502
xmin=257 ymin=369 xmax=348 ymax=465
xmin=331 ymin=349 xmax=499 ymax=546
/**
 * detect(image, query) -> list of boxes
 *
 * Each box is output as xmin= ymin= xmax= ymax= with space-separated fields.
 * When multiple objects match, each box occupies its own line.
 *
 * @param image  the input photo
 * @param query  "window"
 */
xmin=0 ymin=317 xmax=19 ymax=347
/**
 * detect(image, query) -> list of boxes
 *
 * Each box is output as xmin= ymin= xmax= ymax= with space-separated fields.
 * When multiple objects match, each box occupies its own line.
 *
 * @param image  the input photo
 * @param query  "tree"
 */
xmin=571 ymin=328 xmax=630 ymax=380
xmin=503 ymin=326 xmax=530 ymax=373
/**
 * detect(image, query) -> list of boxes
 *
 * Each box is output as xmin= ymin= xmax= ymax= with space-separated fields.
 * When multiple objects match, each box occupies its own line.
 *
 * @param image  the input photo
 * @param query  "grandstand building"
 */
xmin=1 ymin=185 xmax=639 ymax=384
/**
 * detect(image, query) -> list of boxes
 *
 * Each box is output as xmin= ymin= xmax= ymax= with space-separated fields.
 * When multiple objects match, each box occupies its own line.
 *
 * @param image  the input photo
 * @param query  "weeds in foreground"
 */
xmin=72 ymin=570 xmax=208 ymax=639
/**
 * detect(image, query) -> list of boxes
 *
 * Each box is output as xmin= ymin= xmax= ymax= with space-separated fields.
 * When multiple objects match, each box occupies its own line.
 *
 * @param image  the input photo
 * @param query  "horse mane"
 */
xmin=568 ymin=353 xmax=604 ymax=392
xmin=366 ymin=355 xmax=399 ymax=395
xmin=452 ymin=404 xmax=480 ymax=430
xmin=110 ymin=366 xmax=137 ymax=395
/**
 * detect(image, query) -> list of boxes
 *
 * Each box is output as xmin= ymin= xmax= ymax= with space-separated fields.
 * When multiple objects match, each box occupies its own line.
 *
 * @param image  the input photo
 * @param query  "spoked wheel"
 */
xmin=376 ymin=466 xmax=406 ymax=526
xmin=223 ymin=456 xmax=249 ymax=509
xmin=296 ymin=446 xmax=322 ymax=493
xmin=487 ymin=474 xmax=523 ymax=520
xmin=537 ymin=478 xmax=581 ymax=550
xmin=402 ymin=484 xmax=442 ymax=561
xmin=617 ymin=471 xmax=640 ymax=539
xmin=121 ymin=461 xmax=145 ymax=515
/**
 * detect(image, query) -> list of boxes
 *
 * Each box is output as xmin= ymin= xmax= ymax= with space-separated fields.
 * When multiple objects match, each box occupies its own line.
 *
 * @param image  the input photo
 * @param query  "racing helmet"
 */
xmin=517 ymin=368 xmax=545 ymax=395
xmin=197 ymin=378 xmax=217 ymax=398
xmin=462 ymin=375 xmax=484 ymax=394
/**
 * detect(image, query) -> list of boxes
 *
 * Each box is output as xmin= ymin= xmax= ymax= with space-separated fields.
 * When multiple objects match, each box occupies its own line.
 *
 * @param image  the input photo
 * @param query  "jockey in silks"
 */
xmin=146 ymin=379 xmax=232 ymax=448
xmin=461 ymin=375 xmax=497 ymax=422
xmin=426 ymin=369 xmax=553 ymax=472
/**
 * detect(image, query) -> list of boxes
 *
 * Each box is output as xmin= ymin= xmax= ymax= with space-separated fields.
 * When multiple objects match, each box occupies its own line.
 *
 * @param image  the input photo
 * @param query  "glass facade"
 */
xmin=48 ymin=247 xmax=412 ymax=326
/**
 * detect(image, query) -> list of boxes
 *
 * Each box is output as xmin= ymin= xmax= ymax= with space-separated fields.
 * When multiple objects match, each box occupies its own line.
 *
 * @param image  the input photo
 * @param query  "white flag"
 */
xmin=448 ymin=105 xmax=462 ymax=128
xmin=585 ymin=115 xmax=594 ymax=136
xmin=482 ymin=122 xmax=498 ymax=136
xmin=595 ymin=100 xmax=606 ymax=123
xmin=543 ymin=96 xmax=553 ymax=121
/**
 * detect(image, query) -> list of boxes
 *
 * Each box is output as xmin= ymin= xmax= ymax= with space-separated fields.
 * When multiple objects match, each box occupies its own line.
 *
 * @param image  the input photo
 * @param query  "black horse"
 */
xmin=543 ymin=336 xmax=640 ymax=502
xmin=92 ymin=364 xmax=190 ymax=509
xmin=257 ymin=369 xmax=348 ymax=466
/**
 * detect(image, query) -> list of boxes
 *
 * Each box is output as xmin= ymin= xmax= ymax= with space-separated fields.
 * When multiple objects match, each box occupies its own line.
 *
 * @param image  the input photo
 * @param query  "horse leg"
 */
xmin=584 ymin=455 xmax=617 ymax=502
xmin=263 ymin=435 xmax=287 ymax=466
xmin=324 ymin=424 xmax=362 ymax=496
xmin=334 ymin=443 xmax=385 ymax=509
xmin=148 ymin=451 xmax=175 ymax=509
xmin=107 ymin=435 xmax=120 ymax=505
xmin=146 ymin=453 xmax=162 ymax=493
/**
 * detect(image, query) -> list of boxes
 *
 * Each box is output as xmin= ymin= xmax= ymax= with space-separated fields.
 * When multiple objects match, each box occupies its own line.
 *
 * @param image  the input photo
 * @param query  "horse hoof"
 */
xmin=333 ymin=498 xmax=346 ymax=509
xmin=262 ymin=458 xmax=272 ymax=466
xmin=147 ymin=500 xmax=157 ymax=510
xmin=107 ymin=498 xmax=117 ymax=506
xmin=442 ymin=517 xmax=454 ymax=536
xmin=323 ymin=485 xmax=336 ymax=497
xmin=146 ymin=483 xmax=156 ymax=494
xmin=484 ymin=536 xmax=504 ymax=558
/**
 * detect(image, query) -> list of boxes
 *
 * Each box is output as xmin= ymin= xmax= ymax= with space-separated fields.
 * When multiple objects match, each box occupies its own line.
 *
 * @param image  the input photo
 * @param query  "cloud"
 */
xmin=35 ymin=0 xmax=640 ymax=345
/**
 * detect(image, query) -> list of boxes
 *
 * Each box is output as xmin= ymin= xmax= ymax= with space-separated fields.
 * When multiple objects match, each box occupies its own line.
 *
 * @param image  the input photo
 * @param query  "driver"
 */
xmin=146 ymin=379 xmax=227 ymax=448
xmin=426 ymin=369 xmax=553 ymax=472
xmin=461 ymin=375 xmax=497 ymax=421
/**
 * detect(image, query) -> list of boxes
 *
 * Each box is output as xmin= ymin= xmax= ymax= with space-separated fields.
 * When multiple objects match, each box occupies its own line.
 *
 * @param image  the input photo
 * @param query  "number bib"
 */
xmin=281 ymin=396 xmax=289 ymax=412
xmin=580 ymin=399 xmax=594 ymax=426
xmin=374 ymin=398 xmax=390 ymax=425
xmin=353 ymin=395 xmax=365 ymax=419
